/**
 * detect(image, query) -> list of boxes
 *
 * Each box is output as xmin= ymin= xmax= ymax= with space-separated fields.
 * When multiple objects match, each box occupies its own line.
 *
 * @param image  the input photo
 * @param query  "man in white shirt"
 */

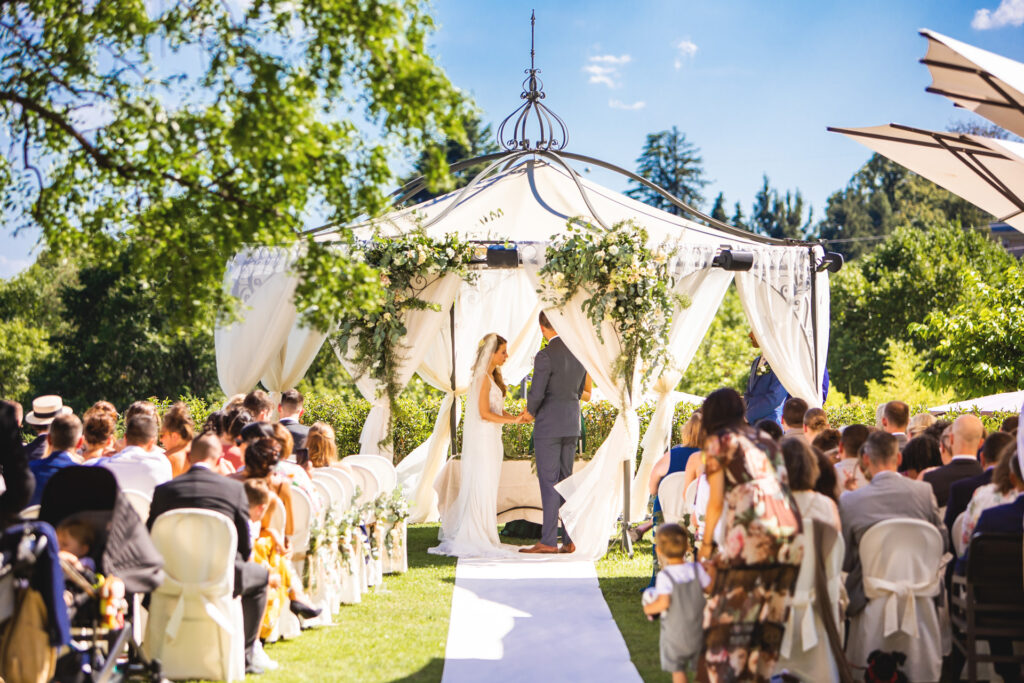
xmin=780 ymin=397 xmax=808 ymax=440
xmin=99 ymin=414 xmax=172 ymax=497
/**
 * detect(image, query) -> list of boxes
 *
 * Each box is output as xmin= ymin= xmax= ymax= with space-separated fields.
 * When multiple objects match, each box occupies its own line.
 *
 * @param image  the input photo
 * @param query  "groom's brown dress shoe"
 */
xmin=519 ymin=543 xmax=559 ymax=554
xmin=558 ymin=543 xmax=576 ymax=554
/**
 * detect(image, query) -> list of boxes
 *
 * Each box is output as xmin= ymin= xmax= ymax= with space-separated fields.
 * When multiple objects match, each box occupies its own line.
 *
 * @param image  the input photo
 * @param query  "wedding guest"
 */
xmin=23 ymin=394 xmax=72 ymax=460
xmin=84 ymin=401 xmax=118 ymax=421
xmin=28 ymin=413 xmax=82 ymax=505
xmin=698 ymin=388 xmax=802 ymax=681
xmin=271 ymin=423 xmax=315 ymax=497
xmin=56 ymin=515 xmax=97 ymax=573
xmin=944 ymin=431 xmax=1014 ymax=537
xmin=802 ymin=408 xmax=830 ymax=444
xmin=222 ymin=407 xmax=254 ymax=471
xmin=782 ymin=437 xmax=840 ymax=530
xmin=812 ymin=448 xmax=840 ymax=504
xmin=642 ymin=523 xmax=709 ymax=683
xmin=899 ymin=434 xmax=941 ymax=481
xmin=781 ymin=398 xmax=808 ymax=439
xmin=0 ymin=401 xmax=33 ymax=523
xmin=908 ymin=412 xmax=937 ymax=439
xmin=80 ymin=412 xmax=117 ymax=463
xmin=959 ymin=440 xmax=1022 ymax=549
xmin=97 ymin=415 xmax=172 ymax=497
xmin=879 ymin=401 xmax=910 ymax=450
xmin=755 ymin=418 xmax=783 ymax=442
xmin=201 ymin=409 xmax=239 ymax=474
xmin=1000 ymin=415 xmax=1018 ymax=434
xmin=231 ymin=434 xmax=294 ymax=539
xmin=835 ymin=424 xmax=871 ymax=493
xmin=811 ymin=428 xmax=841 ymax=460
xmin=277 ymin=389 xmax=309 ymax=451
xmin=160 ymin=402 xmax=194 ymax=478
xmin=307 ymin=422 xmax=338 ymax=468
xmin=116 ymin=400 xmax=163 ymax=454
xmin=2 ymin=400 xmax=23 ymax=433
xmin=243 ymin=390 xmax=274 ymax=422
xmin=922 ymin=414 xmax=985 ymax=507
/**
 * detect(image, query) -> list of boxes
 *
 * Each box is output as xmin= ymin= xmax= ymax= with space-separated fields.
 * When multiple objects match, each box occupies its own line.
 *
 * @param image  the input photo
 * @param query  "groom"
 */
xmin=521 ymin=312 xmax=588 ymax=555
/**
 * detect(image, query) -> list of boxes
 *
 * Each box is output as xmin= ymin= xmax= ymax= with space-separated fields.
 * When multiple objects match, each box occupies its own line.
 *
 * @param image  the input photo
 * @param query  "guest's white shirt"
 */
xmin=101 ymin=445 xmax=172 ymax=497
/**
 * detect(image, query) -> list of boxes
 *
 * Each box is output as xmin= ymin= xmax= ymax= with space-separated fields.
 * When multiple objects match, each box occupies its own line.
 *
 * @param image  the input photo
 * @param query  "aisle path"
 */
xmin=441 ymin=557 xmax=642 ymax=683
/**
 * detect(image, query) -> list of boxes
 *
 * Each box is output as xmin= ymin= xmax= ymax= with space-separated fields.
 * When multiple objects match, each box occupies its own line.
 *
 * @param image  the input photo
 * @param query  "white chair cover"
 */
xmin=952 ymin=510 xmax=967 ymax=557
xmin=309 ymin=476 xmax=339 ymax=512
xmin=122 ymin=489 xmax=152 ymax=522
xmin=684 ymin=479 xmax=699 ymax=510
xmin=656 ymin=472 xmax=688 ymax=524
xmin=776 ymin=526 xmax=845 ymax=682
xmin=348 ymin=464 xmax=382 ymax=510
xmin=846 ymin=519 xmax=947 ymax=683
xmin=323 ymin=466 xmax=357 ymax=507
xmin=341 ymin=455 xmax=397 ymax=494
xmin=144 ymin=509 xmax=244 ymax=682
xmin=267 ymin=498 xmax=286 ymax=534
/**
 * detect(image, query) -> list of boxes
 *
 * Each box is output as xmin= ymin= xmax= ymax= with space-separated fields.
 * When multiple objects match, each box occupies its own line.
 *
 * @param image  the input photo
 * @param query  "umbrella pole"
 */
xmin=621 ymin=460 xmax=633 ymax=558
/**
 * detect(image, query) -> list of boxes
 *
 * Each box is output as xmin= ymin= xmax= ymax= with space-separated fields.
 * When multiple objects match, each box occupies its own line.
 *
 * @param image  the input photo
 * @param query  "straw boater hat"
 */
xmin=24 ymin=395 xmax=72 ymax=426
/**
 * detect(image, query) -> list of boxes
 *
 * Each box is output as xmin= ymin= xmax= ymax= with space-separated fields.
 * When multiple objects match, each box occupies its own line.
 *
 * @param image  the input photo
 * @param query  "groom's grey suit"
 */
xmin=527 ymin=336 xmax=587 ymax=547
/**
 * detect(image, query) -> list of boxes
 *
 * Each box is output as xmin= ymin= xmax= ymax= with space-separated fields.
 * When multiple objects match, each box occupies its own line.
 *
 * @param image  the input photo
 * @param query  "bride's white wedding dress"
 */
xmin=429 ymin=373 xmax=509 ymax=558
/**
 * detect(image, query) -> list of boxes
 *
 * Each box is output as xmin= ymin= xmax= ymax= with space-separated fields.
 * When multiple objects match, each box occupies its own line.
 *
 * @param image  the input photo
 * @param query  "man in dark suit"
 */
xmin=839 ymin=431 xmax=946 ymax=616
xmin=147 ymin=433 xmax=269 ymax=674
xmin=880 ymin=400 xmax=910 ymax=451
xmin=923 ymin=414 xmax=985 ymax=508
xmin=277 ymin=389 xmax=309 ymax=452
xmin=944 ymin=431 xmax=1014 ymax=537
xmin=22 ymin=395 xmax=72 ymax=461
xmin=521 ymin=312 xmax=587 ymax=555
xmin=744 ymin=332 xmax=788 ymax=425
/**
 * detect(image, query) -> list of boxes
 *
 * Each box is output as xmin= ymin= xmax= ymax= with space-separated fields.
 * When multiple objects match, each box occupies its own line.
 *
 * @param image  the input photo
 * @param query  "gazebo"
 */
xmin=213 ymin=33 xmax=836 ymax=559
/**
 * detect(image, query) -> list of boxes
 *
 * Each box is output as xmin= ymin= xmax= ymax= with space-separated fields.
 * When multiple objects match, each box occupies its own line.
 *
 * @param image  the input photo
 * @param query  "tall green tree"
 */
xmin=710 ymin=192 xmax=728 ymax=222
xmin=626 ymin=126 xmax=709 ymax=215
xmin=678 ymin=286 xmax=752 ymax=396
xmin=401 ymin=112 xmax=500 ymax=204
xmin=749 ymin=175 xmax=812 ymax=239
xmin=0 ymin=0 xmax=472 ymax=333
xmin=730 ymin=201 xmax=747 ymax=231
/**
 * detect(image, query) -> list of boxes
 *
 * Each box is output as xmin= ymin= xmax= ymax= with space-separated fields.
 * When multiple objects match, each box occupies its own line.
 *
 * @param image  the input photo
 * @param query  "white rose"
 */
xmin=594 ymin=250 xmax=605 ymax=259
xmin=608 ymin=245 xmax=619 ymax=255
xmin=416 ymin=252 xmax=426 ymax=265
xmin=446 ymin=247 xmax=456 ymax=258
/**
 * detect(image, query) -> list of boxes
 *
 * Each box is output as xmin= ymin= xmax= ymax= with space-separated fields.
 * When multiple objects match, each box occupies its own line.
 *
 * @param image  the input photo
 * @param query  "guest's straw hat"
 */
xmin=24 ymin=395 xmax=72 ymax=426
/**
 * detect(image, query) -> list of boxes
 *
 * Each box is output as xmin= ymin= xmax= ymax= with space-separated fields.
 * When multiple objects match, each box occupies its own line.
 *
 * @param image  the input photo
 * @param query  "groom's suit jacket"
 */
xmin=527 ymin=337 xmax=587 ymax=439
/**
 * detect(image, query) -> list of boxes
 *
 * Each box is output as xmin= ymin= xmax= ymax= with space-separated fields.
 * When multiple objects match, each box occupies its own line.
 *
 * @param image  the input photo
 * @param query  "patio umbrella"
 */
xmin=929 ymin=389 xmax=1024 ymax=415
xmin=828 ymin=123 xmax=1024 ymax=233
xmin=919 ymin=29 xmax=1024 ymax=139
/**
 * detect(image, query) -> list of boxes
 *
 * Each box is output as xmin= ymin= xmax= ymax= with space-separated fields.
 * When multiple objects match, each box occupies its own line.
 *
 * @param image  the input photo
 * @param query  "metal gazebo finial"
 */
xmin=496 ymin=10 xmax=569 ymax=152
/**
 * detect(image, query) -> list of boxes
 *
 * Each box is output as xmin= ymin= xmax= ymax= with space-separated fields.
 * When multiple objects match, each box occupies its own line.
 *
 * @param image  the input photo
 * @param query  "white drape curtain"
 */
xmin=735 ymin=245 xmax=829 ymax=407
xmin=629 ymin=249 xmax=734 ymax=519
xmin=261 ymin=323 xmax=328 ymax=410
xmin=396 ymin=270 xmax=542 ymax=523
xmin=332 ymin=273 xmax=463 ymax=460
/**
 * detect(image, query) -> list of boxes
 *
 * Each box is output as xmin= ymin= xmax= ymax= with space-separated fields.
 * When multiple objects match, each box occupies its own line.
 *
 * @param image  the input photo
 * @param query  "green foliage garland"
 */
xmin=538 ymin=219 xmax=684 ymax=397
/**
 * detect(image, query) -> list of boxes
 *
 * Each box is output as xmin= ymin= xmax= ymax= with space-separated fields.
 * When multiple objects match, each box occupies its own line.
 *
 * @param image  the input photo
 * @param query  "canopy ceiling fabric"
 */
xmin=929 ymin=389 xmax=1024 ymax=415
xmin=830 ymin=124 xmax=1024 ymax=233
xmin=920 ymin=29 xmax=1024 ymax=139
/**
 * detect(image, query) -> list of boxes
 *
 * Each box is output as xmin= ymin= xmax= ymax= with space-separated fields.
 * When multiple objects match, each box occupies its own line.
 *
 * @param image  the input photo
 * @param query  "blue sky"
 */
xmin=2 ymin=0 xmax=1023 ymax=276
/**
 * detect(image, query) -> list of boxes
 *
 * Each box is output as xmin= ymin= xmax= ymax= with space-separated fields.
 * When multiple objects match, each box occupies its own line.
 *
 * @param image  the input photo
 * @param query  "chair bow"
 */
xmin=780 ymin=589 xmax=819 ymax=658
xmin=159 ymin=575 xmax=236 ymax=641
xmin=862 ymin=574 xmax=940 ymax=638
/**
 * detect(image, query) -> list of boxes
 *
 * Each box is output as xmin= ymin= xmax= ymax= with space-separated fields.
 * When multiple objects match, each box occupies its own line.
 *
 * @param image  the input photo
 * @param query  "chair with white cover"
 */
xmin=309 ymin=478 xmax=333 ymax=512
xmin=319 ymin=467 xmax=355 ymax=509
xmin=144 ymin=508 xmax=244 ymax=682
xmin=952 ymin=510 xmax=967 ymax=557
xmin=340 ymin=455 xmax=397 ymax=494
xmin=775 ymin=523 xmax=846 ymax=682
xmin=683 ymin=479 xmax=699 ymax=510
xmin=348 ymin=464 xmax=382 ymax=512
xmin=310 ymin=470 xmax=344 ymax=512
xmin=657 ymin=472 xmax=688 ymax=524
xmin=845 ymin=518 xmax=947 ymax=683
xmin=122 ymin=489 xmax=152 ymax=522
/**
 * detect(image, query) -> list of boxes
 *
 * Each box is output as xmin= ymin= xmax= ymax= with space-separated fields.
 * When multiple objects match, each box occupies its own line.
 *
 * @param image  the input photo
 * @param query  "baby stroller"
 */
xmin=38 ymin=466 xmax=165 ymax=682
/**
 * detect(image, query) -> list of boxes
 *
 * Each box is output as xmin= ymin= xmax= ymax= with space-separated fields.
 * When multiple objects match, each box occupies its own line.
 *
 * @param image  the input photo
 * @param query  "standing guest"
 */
xmin=243 ymin=390 xmax=274 ymax=422
xmin=781 ymin=398 xmax=809 ymax=439
xmin=96 ymin=415 xmax=172 ymax=497
xmin=23 ymin=395 xmax=72 ymax=460
xmin=908 ymin=412 xmax=937 ymax=439
xmin=1000 ymin=415 xmax=1018 ymax=434
xmin=277 ymin=390 xmax=309 ymax=451
xmin=642 ymin=523 xmax=709 ymax=683
xmin=28 ymin=414 xmax=82 ymax=506
xmin=945 ymin=431 xmax=1014 ymax=537
xmin=835 ymin=424 xmax=871 ymax=493
xmin=782 ymin=437 xmax=840 ymax=530
xmin=697 ymin=388 xmax=802 ymax=682
xmin=80 ymin=411 xmax=117 ymax=463
xmin=922 ymin=414 xmax=985 ymax=507
xmin=802 ymin=408 xmax=830 ymax=444
xmin=959 ymin=441 xmax=1022 ymax=548
xmin=743 ymin=331 xmax=789 ymax=426
xmin=880 ymin=401 xmax=910 ymax=450
xmin=160 ymin=402 xmax=194 ymax=478
xmin=755 ymin=418 xmax=783 ymax=442
xmin=147 ymin=434 xmax=269 ymax=675
xmin=839 ymin=431 xmax=946 ymax=618
xmin=306 ymin=422 xmax=338 ymax=468
xmin=0 ymin=401 xmax=33 ymax=522
xmin=899 ymin=434 xmax=942 ymax=481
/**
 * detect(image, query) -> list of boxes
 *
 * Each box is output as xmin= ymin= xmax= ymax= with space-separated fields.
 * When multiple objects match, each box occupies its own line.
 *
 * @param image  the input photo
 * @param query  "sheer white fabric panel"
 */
xmin=398 ymin=270 xmax=542 ymax=523
xmin=735 ymin=245 xmax=828 ymax=407
xmin=523 ymin=256 xmax=642 ymax=561
xmin=261 ymin=322 xmax=328 ymax=409
xmin=215 ymin=247 xmax=304 ymax=397
xmin=629 ymin=253 xmax=733 ymax=519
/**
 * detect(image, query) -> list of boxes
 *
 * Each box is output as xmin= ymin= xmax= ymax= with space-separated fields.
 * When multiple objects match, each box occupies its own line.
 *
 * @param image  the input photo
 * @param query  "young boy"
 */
xmin=56 ymin=516 xmax=97 ymax=573
xmin=642 ymin=524 xmax=709 ymax=683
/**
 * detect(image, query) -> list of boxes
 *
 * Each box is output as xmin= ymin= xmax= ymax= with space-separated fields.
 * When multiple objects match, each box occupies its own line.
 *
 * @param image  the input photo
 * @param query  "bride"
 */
xmin=429 ymin=333 xmax=526 ymax=558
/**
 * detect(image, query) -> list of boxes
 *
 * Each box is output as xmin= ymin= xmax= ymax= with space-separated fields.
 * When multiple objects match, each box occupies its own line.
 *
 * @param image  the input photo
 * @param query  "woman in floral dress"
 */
xmin=696 ymin=388 xmax=802 ymax=682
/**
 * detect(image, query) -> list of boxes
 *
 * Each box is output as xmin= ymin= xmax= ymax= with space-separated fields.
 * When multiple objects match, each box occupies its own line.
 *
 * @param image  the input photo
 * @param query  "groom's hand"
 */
xmin=520 ymin=411 xmax=534 ymax=424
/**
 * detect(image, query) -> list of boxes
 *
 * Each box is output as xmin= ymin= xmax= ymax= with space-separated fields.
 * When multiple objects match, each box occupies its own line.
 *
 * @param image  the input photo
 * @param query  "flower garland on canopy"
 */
xmin=538 ymin=219 xmax=685 ymax=397
xmin=334 ymin=231 xmax=476 ymax=448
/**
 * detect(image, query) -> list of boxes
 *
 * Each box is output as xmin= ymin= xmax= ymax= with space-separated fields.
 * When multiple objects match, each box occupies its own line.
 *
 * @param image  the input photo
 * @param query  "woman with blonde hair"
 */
xmin=306 ymin=422 xmax=338 ymax=469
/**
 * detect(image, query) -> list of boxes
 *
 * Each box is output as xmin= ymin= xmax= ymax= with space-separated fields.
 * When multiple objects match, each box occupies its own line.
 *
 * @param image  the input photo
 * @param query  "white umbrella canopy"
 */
xmin=930 ymin=389 xmax=1024 ymax=415
xmin=920 ymin=29 xmax=1024 ymax=139
xmin=829 ymin=123 xmax=1024 ymax=233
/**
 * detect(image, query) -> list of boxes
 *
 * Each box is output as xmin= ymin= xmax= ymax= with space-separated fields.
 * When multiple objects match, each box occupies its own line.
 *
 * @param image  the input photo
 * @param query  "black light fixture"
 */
xmin=817 ymin=251 xmax=844 ymax=273
xmin=485 ymin=243 xmax=519 ymax=268
xmin=712 ymin=249 xmax=754 ymax=272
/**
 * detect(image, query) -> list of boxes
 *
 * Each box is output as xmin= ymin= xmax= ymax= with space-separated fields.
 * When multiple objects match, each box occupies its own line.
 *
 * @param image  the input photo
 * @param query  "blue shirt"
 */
xmin=27 ymin=450 xmax=77 ymax=506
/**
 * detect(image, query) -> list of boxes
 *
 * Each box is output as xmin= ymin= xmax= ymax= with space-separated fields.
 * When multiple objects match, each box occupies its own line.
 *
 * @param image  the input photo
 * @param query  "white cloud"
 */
xmin=972 ymin=0 xmax=1024 ymax=29
xmin=674 ymin=39 xmax=699 ymax=69
xmin=609 ymin=99 xmax=646 ymax=111
xmin=583 ymin=54 xmax=631 ymax=88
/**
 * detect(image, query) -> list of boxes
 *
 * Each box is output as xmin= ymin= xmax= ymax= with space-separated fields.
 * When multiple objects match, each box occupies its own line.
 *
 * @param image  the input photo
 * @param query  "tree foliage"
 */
xmin=0 ymin=0 xmax=471 ymax=331
xmin=626 ymin=126 xmax=709 ymax=214
xmin=678 ymin=285 xmax=752 ymax=396
xmin=749 ymin=175 xmax=812 ymax=240
xmin=401 ymin=112 xmax=500 ymax=204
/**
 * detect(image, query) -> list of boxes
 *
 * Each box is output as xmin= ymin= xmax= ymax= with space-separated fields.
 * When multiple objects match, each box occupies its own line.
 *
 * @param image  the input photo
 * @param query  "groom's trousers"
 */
xmin=535 ymin=435 xmax=577 ymax=547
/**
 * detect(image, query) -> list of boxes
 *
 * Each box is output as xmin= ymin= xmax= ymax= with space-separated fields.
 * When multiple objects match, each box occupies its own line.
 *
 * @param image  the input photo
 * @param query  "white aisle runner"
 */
xmin=442 ymin=557 xmax=642 ymax=683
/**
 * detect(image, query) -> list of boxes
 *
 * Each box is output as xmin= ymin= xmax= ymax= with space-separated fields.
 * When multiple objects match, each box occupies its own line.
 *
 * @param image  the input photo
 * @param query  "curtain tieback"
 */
xmin=780 ymin=589 xmax=819 ymax=657
xmin=863 ymin=575 xmax=940 ymax=637
xmin=160 ymin=576 xmax=236 ymax=640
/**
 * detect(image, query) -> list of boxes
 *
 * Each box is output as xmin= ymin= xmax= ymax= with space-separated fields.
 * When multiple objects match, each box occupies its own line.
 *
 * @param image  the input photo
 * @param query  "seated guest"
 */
xmin=0 ymin=401 xmax=33 ymax=524
xmin=879 ymin=401 xmax=910 ymax=450
xmin=271 ymin=423 xmax=315 ymax=494
xmin=56 ymin=515 xmax=97 ymax=573
xmin=80 ymin=411 xmax=117 ymax=462
xmin=147 ymin=433 xmax=269 ymax=675
xmin=159 ymin=402 xmax=194 ymax=478
xmin=781 ymin=398 xmax=808 ymax=439
xmin=839 ymin=431 xmax=945 ymax=617
xmin=922 ymin=414 xmax=985 ymax=507
xmin=306 ymin=422 xmax=338 ymax=468
xmin=899 ymin=434 xmax=941 ymax=481
xmin=96 ymin=415 xmax=172 ymax=497
xmin=277 ymin=389 xmax=309 ymax=451
xmin=945 ymin=431 xmax=1015 ymax=538
xmin=802 ymin=408 xmax=830 ymax=444
xmin=755 ymin=418 xmax=783 ymax=442
xmin=199 ymin=410 xmax=237 ymax=475
xmin=834 ymin=424 xmax=870 ymax=494
xmin=908 ymin=411 xmax=937 ymax=439
xmin=231 ymin=430 xmax=295 ymax=539
xmin=812 ymin=447 xmax=840 ymax=504
xmin=782 ymin=437 xmax=840 ymax=530
xmin=243 ymin=390 xmax=274 ymax=423
xmin=23 ymin=394 xmax=72 ymax=460
xmin=1000 ymin=415 xmax=1018 ymax=434
xmin=28 ymin=413 xmax=82 ymax=505
xmin=115 ymin=401 xmax=164 ymax=454
xmin=811 ymin=428 xmax=841 ymax=461
xmin=222 ymin=407 xmax=253 ymax=471
xmin=959 ymin=442 xmax=1023 ymax=550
